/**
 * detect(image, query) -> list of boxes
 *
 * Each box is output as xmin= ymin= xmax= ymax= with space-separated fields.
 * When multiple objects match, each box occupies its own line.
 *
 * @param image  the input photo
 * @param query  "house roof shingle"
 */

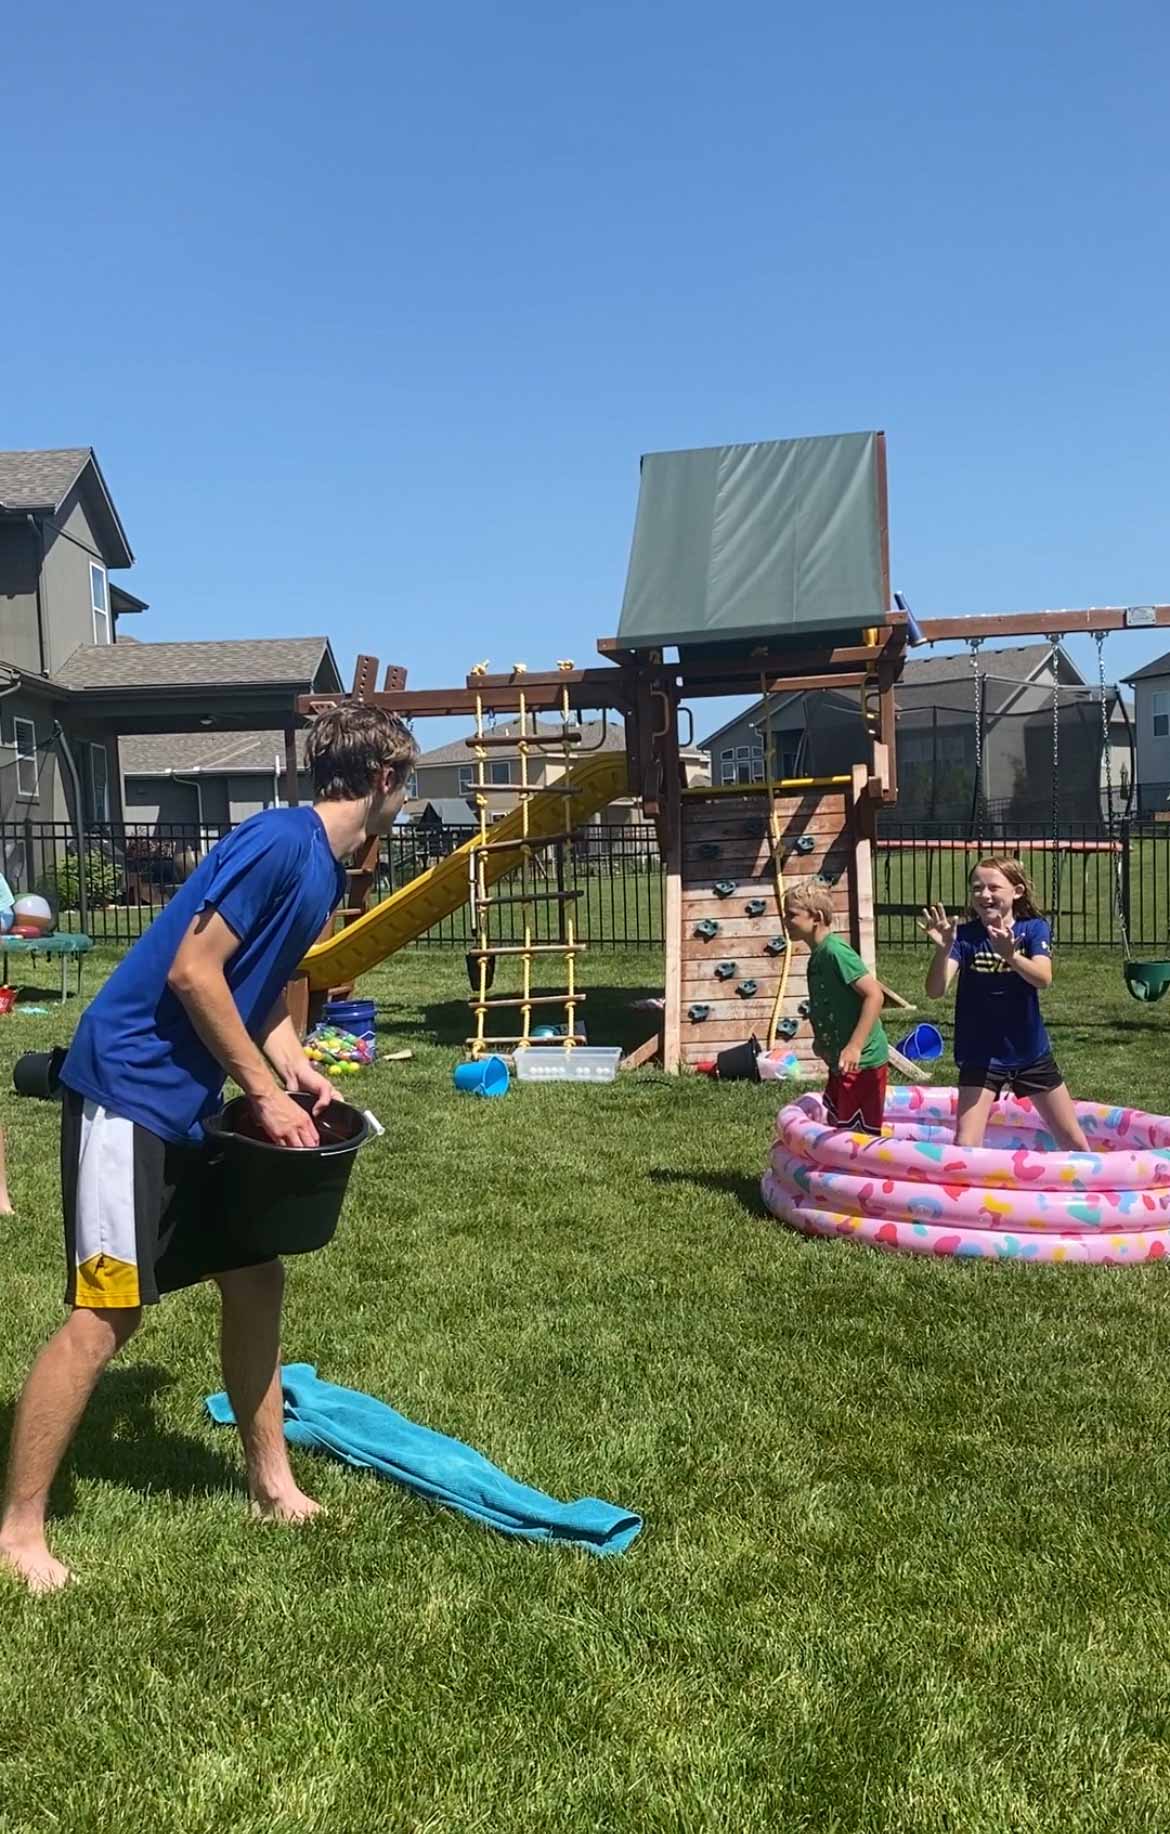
xmin=1124 ymin=650 xmax=1170 ymax=684
xmin=0 ymin=447 xmax=134 ymax=569
xmin=121 ymin=729 xmax=310 ymax=778
xmin=0 ymin=448 xmax=92 ymax=511
xmin=55 ymin=636 xmax=334 ymax=692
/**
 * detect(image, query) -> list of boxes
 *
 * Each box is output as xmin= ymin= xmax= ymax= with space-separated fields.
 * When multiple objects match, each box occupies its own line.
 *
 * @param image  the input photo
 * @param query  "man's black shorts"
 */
xmin=956 ymin=1052 xmax=1065 ymax=1099
xmin=61 ymin=1087 xmax=270 ymax=1309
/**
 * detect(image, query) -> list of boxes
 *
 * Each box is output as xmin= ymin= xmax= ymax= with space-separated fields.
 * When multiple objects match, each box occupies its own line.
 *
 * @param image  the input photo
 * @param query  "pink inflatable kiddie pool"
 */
xmin=761 ymin=1086 xmax=1170 ymax=1263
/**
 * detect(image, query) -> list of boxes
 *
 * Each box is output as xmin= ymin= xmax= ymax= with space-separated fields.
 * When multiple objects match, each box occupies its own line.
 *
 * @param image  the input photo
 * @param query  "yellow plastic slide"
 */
xmin=300 ymin=750 xmax=631 ymax=990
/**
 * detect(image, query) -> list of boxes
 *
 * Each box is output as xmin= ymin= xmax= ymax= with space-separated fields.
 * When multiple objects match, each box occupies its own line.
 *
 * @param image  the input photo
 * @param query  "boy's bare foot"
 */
xmin=249 ymin=1484 xmax=324 ymax=1525
xmin=0 ymin=1533 xmax=72 ymax=1594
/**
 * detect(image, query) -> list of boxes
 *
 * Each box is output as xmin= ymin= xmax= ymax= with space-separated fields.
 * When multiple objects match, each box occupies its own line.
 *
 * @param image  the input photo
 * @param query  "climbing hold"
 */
xmin=797 ymin=1000 xmax=810 ymax=1018
xmin=694 ymin=919 xmax=721 ymax=941
xmin=698 ymin=841 xmax=721 ymax=859
xmin=713 ymin=879 xmax=737 ymax=899
xmin=790 ymin=835 xmax=816 ymax=856
xmin=778 ymin=1017 xmax=800 ymax=1040
xmin=688 ymin=1004 xmax=711 ymax=1023
xmin=764 ymin=936 xmax=788 ymax=956
xmin=744 ymin=898 xmax=767 ymax=918
xmin=737 ymin=980 xmax=759 ymax=999
xmin=714 ymin=961 xmax=738 ymax=981
xmin=816 ymin=868 xmax=841 ymax=888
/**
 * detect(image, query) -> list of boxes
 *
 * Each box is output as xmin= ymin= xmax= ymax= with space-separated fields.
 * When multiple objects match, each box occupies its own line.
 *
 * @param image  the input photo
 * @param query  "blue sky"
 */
xmin=4 ymin=1 xmax=1168 ymax=747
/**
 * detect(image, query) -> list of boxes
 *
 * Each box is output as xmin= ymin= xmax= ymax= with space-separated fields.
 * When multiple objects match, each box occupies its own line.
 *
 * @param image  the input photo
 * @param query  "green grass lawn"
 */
xmin=4 ymin=943 xmax=1170 ymax=1831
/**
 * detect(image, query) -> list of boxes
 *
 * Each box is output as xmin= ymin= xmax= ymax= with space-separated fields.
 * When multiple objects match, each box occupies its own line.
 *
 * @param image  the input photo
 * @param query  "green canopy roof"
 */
xmin=617 ymin=431 xmax=889 ymax=650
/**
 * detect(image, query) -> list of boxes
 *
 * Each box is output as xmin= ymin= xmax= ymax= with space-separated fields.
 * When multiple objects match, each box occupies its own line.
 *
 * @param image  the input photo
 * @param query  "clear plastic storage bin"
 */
xmin=513 ymin=1046 xmax=622 ymax=1084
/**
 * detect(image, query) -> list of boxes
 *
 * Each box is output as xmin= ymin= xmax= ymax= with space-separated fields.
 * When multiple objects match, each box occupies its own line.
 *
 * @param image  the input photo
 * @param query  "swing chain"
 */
xmin=1095 ymin=631 xmax=1132 ymax=958
xmin=1049 ymin=636 xmax=1064 ymax=931
xmin=1095 ymin=631 xmax=1114 ymax=831
xmin=969 ymin=639 xmax=984 ymax=836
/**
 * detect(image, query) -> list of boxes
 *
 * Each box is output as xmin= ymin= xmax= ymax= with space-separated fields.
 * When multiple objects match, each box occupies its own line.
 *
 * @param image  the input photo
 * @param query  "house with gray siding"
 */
xmin=700 ymin=644 xmax=1130 ymax=822
xmin=1122 ymin=651 xmax=1170 ymax=814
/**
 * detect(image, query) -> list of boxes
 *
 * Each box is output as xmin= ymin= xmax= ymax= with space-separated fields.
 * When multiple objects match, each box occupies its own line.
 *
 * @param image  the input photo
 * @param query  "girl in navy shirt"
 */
xmin=920 ymin=857 xmax=1086 ymax=1151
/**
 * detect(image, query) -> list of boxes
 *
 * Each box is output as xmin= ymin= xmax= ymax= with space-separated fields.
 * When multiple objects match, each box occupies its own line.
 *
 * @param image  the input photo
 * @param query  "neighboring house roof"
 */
xmin=0 ymin=446 xmax=133 ymax=568
xmin=414 ymin=718 xmax=626 ymax=767
xmin=700 ymin=644 xmax=1083 ymax=748
xmin=1124 ymin=650 xmax=1170 ymax=684
xmin=55 ymin=636 xmax=339 ymax=692
xmin=121 ymin=729 xmax=309 ymax=778
xmin=411 ymin=798 xmax=476 ymax=825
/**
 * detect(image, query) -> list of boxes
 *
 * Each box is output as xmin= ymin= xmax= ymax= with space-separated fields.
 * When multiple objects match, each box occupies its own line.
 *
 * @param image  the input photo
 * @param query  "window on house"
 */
xmin=88 ymin=743 xmax=110 ymax=824
xmin=458 ymin=766 xmax=474 ymax=793
xmin=90 ymin=563 xmax=110 ymax=645
xmin=719 ymin=743 xmax=765 ymax=785
xmin=1154 ymin=692 xmax=1169 ymax=739
xmin=13 ymin=718 xmax=38 ymax=799
xmin=489 ymin=761 xmax=511 ymax=785
xmin=406 ymin=771 xmax=418 ymax=800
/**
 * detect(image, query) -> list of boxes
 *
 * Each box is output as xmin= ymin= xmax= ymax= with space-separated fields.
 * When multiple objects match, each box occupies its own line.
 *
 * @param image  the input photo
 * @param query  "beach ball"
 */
xmin=13 ymin=895 xmax=52 ymax=935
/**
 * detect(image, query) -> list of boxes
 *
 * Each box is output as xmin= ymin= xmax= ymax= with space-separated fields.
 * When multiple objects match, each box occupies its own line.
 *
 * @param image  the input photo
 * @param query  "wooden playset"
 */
xmin=289 ymin=430 xmax=1170 ymax=1065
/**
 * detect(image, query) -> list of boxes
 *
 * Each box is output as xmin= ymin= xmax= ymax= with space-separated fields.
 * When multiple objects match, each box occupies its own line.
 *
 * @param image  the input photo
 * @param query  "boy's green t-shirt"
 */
xmin=807 ymin=933 xmax=889 ymax=1069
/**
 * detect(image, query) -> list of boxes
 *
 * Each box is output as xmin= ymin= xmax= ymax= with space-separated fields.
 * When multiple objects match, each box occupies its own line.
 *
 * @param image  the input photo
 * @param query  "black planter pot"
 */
xmin=201 ymin=1093 xmax=373 ymax=1259
xmin=715 ymin=1036 xmax=761 ymax=1082
xmin=466 ymin=951 xmax=496 ymax=992
xmin=13 ymin=1047 xmax=67 ymax=1100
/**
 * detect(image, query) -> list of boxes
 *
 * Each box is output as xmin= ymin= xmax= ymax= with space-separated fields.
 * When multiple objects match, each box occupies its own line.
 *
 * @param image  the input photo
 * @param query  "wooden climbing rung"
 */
xmin=471 ymin=994 xmax=585 ymax=1011
xmin=479 ymin=889 xmax=581 ymax=907
xmin=467 ymin=942 xmax=586 ymax=957
xmin=469 ymin=731 xmax=583 ymax=749
xmin=478 ymin=830 xmax=576 ymax=853
xmin=468 ymin=782 xmax=573 ymax=796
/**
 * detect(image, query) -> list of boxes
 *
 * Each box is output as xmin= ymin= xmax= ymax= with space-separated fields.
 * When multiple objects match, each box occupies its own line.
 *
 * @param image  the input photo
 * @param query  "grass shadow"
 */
xmin=0 ymin=1363 xmax=242 ymax=1522
xmin=418 ymin=984 xmax=664 ymax=1054
xmin=647 ymin=1166 xmax=768 ymax=1217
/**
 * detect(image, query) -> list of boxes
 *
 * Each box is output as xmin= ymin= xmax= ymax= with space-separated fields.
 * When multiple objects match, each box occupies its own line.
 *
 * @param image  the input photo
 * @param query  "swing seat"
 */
xmin=1124 ymin=961 xmax=1170 ymax=1003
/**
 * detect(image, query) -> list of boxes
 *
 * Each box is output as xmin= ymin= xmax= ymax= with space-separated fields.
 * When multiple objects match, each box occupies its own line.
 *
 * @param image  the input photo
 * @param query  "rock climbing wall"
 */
xmin=678 ymin=780 xmax=873 ymax=1071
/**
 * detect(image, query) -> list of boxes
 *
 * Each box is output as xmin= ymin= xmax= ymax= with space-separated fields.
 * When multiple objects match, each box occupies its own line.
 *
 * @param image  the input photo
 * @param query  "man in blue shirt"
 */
xmin=0 ymin=702 xmax=417 ymax=1592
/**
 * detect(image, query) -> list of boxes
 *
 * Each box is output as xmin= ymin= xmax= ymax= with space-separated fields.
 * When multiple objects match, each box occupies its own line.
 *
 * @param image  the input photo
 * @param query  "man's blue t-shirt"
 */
xmin=62 ymin=808 xmax=346 ymax=1143
xmin=949 ymin=917 xmax=1052 ymax=1069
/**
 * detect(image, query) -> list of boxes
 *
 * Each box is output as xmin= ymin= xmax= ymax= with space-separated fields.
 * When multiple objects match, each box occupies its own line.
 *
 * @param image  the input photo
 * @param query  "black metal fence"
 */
xmin=7 ymin=813 xmax=1170 ymax=954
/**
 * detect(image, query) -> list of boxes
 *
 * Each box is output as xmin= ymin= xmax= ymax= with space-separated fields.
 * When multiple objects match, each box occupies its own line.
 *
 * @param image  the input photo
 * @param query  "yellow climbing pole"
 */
xmin=761 ymin=680 xmax=794 ymax=1053
xmin=466 ymin=663 xmax=584 ymax=1058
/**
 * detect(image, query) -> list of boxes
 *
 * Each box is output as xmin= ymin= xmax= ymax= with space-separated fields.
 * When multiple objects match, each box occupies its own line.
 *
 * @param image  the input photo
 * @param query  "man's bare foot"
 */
xmin=0 ymin=1534 xmax=72 ymax=1594
xmin=249 ymin=1485 xmax=324 ymax=1525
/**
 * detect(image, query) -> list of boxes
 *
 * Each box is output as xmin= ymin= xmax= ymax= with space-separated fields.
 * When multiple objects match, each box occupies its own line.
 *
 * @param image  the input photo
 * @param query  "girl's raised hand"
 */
xmin=918 ymin=902 xmax=956 ymax=951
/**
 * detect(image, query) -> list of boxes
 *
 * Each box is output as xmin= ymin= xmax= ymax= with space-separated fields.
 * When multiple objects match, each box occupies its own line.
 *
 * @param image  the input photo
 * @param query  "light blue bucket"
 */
xmin=453 ymin=1055 xmax=510 ymax=1098
xmin=895 ymin=1023 xmax=944 ymax=1063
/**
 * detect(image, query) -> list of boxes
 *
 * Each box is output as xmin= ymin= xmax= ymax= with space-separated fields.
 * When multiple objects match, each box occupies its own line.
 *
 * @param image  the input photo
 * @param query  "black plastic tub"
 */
xmin=13 ymin=1047 xmax=67 ymax=1100
xmin=202 ymin=1092 xmax=373 ymax=1258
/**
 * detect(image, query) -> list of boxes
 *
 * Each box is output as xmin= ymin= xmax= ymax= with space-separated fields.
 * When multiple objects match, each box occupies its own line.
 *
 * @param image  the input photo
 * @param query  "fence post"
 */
xmin=77 ymin=815 xmax=90 ymax=937
xmin=22 ymin=817 xmax=34 ymax=894
xmin=554 ymin=841 xmax=566 ymax=943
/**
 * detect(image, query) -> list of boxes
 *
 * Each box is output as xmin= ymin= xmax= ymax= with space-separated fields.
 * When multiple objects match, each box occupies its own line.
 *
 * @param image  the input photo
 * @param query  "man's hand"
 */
xmin=286 ymin=1060 xmax=338 ymax=1116
xmin=918 ymin=903 xmax=956 ymax=951
xmin=251 ymin=1089 xmax=320 ymax=1147
xmin=837 ymin=1042 xmax=862 ymax=1074
xmin=984 ymin=913 xmax=1017 ymax=961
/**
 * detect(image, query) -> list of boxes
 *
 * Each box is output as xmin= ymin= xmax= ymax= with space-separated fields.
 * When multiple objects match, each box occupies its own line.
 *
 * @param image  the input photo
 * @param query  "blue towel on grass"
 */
xmin=206 ymin=1362 xmax=642 ymax=1557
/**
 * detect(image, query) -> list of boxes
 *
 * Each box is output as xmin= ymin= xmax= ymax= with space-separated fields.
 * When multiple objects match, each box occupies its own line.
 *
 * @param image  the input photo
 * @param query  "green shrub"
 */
xmin=37 ymin=851 xmax=124 ymax=912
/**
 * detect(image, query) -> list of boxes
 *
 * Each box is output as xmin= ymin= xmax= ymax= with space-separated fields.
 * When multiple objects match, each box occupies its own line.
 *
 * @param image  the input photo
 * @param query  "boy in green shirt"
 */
xmin=783 ymin=877 xmax=889 ymax=1133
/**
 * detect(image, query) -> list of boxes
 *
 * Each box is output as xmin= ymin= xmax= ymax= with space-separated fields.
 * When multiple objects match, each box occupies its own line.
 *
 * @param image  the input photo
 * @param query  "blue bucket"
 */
xmin=895 ymin=1023 xmax=944 ymax=1063
xmin=323 ymin=998 xmax=376 ymax=1045
xmin=453 ymin=1056 xmax=510 ymax=1098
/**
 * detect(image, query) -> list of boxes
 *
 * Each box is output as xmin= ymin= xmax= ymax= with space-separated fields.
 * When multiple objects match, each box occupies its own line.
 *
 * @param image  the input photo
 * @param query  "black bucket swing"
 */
xmin=1091 ymin=632 xmax=1170 ymax=1001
